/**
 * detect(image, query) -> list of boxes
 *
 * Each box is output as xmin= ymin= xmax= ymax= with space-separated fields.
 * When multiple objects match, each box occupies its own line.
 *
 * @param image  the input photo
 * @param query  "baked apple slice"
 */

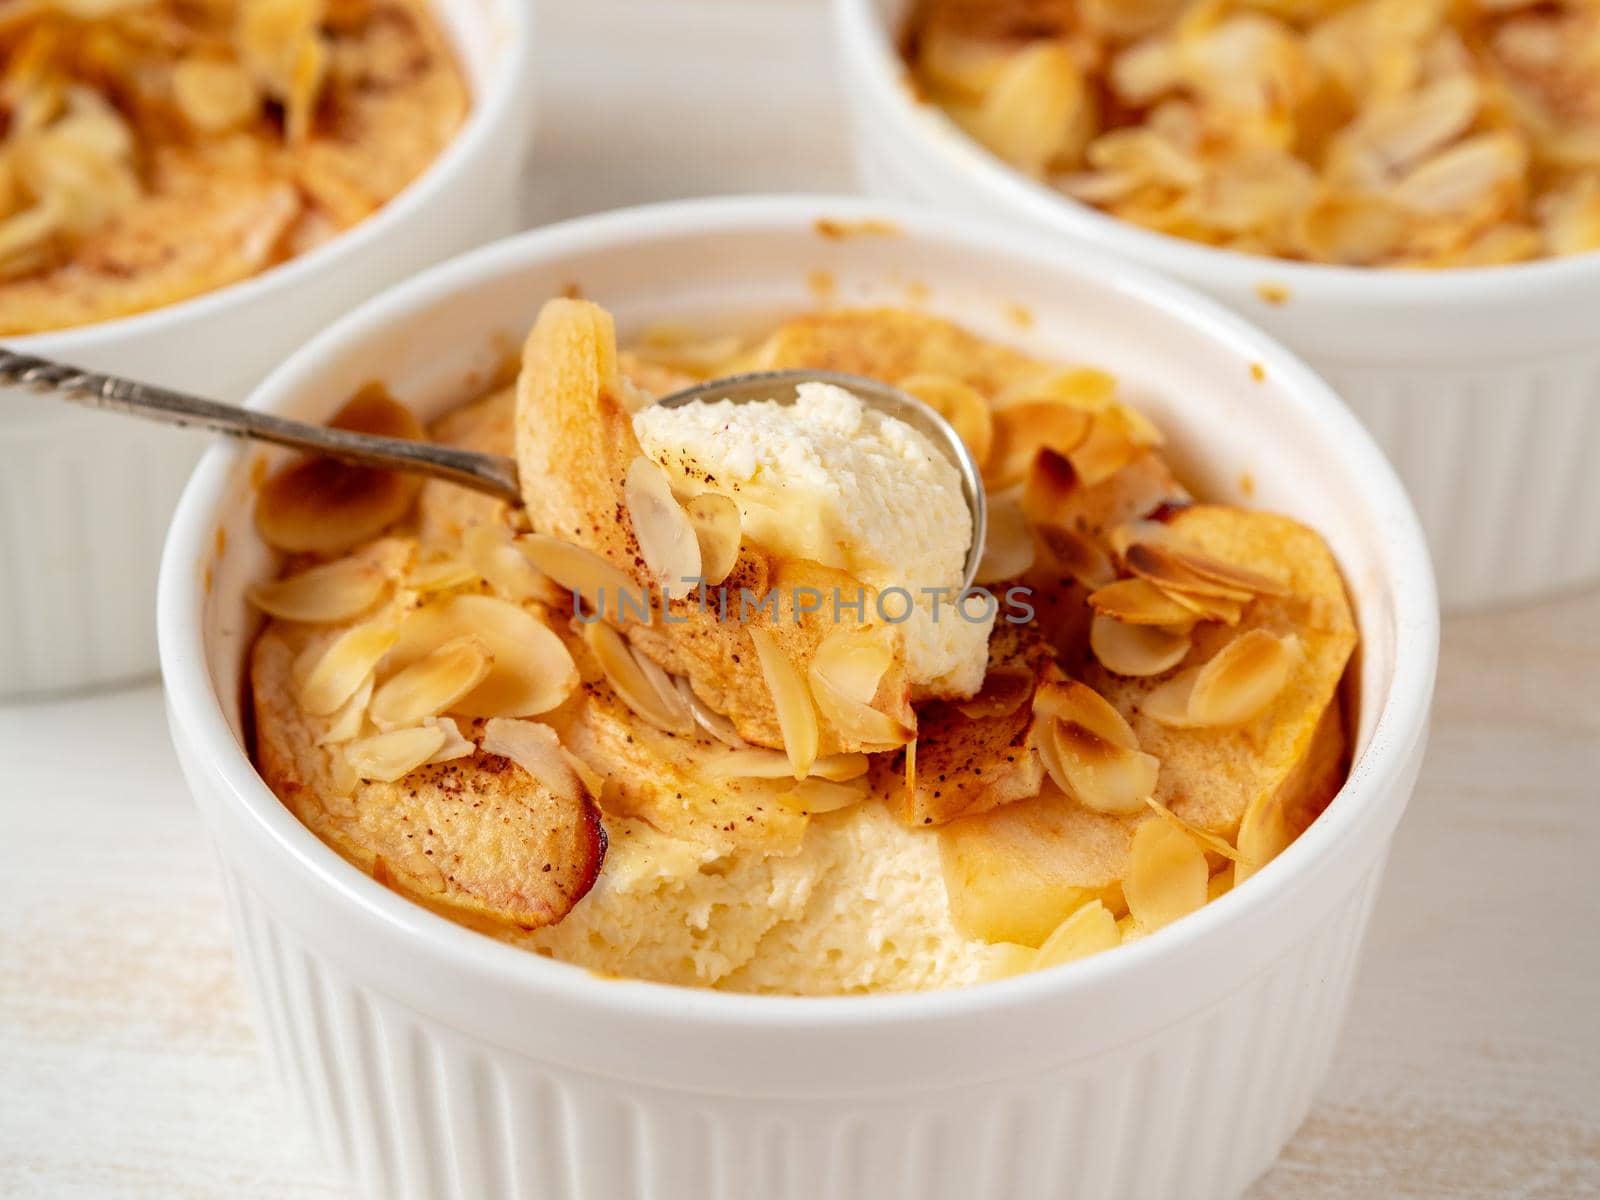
xmin=252 ymin=626 xmax=605 ymax=933
xmin=513 ymin=299 xmax=916 ymax=755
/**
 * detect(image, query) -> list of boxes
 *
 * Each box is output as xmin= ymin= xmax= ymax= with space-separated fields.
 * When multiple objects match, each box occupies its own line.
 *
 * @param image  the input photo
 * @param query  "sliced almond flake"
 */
xmin=624 ymin=456 xmax=702 ymax=601
xmin=1156 ymin=584 xmax=1245 ymax=625
xmin=1069 ymin=409 xmax=1145 ymax=487
xmin=1186 ymin=630 xmax=1301 ymax=727
xmin=481 ymin=717 xmax=584 ymax=803
xmin=975 ymin=495 xmax=1036 ymax=584
xmin=810 ymin=627 xmax=893 ymax=704
xmin=516 ymin=534 xmax=639 ymax=621
xmin=1035 ymin=522 xmax=1117 ymax=589
xmin=1087 ymin=577 xmax=1199 ymax=627
xmin=464 ymin=524 xmax=565 ymax=605
xmin=632 ymin=642 xmax=696 ymax=724
xmin=317 ymin=671 xmax=374 ymax=745
xmin=368 ymin=635 xmax=491 ymax=729
xmin=681 ymin=492 xmax=741 ymax=585
xmin=955 ymin=665 xmax=1035 ymax=720
xmin=344 ymin=724 xmax=447 ymax=784
xmin=404 ymin=557 xmax=478 ymax=593
xmin=1234 ymin=786 xmax=1289 ymax=886
xmin=1090 ymin=613 xmax=1192 ymax=677
xmin=1124 ymin=542 xmax=1257 ymax=602
xmin=1108 ymin=519 xmax=1176 ymax=559
xmin=1033 ymin=679 xmax=1138 ymax=750
xmin=1021 ymin=448 xmax=1079 ymax=525
xmin=298 ymin=621 xmax=399 ymax=716
xmin=329 ymin=751 xmax=360 ymax=797
xmin=675 ymin=677 xmax=747 ymax=748
xmin=1125 ymin=815 xmax=1209 ymax=933
xmin=1128 ymin=538 xmax=1289 ymax=598
xmin=424 ymin=716 xmax=476 ymax=764
xmin=1052 ymin=719 xmax=1160 ymax=815
xmin=704 ymin=748 xmax=869 ymax=781
xmin=985 ymin=402 xmax=1093 ymax=490
xmin=561 ymin=747 xmax=608 ymax=800
xmin=1145 ymin=797 xmax=1242 ymax=862
xmin=248 ymin=555 xmax=389 ymax=623
xmin=1140 ymin=667 xmax=1200 ymax=728
xmin=776 ymin=776 xmax=870 ymax=815
xmin=387 ymin=594 xmax=577 ymax=719
xmin=1207 ymin=862 xmax=1236 ymax=901
xmin=994 ymin=368 xmax=1117 ymax=414
xmin=1033 ymin=899 xmax=1122 ymax=970
xmin=898 ymin=373 xmax=995 ymax=468
xmin=583 ymin=621 xmax=694 ymax=735
xmin=749 ymin=627 xmax=819 ymax=777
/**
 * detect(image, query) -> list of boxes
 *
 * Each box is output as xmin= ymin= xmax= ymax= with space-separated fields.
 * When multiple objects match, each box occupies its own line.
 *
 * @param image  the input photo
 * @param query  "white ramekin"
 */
xmin=160 ymin=197 xmax=1438 ymax=1200
xmin=835 ymin=0 xmax=1600 ymax=610
xmin=0 ymin=0 xmax=535 ymax=700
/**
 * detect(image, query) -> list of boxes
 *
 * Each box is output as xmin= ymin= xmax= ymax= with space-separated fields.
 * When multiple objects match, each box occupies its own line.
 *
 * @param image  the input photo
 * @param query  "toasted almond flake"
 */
xmin=1088 ymin=578 xmax=1199 ymax=627
xmin=583 ymin=621 xmax=694 ymax=735
xmin=1021 ymin=448 xmax=1079 ymax=525
xmin=1234 ymin=787 xmax=1289 ymax=885
xmin=1207 ymin=863 xmax=1236 ymax=901
xmin=1186 ymin=630 xmax=1301 ymax=727
xmin=298 ymin=621 xmax=399 ymax=716
xmin=985 ymin=403 xmax=1093 ymax=490
xmin=1125 ymin=817 xmax=1209 ymax=932
xmin=1033 ymin=679 xmax=1138 ymax=749
xmin=420 ymin=717 xmax=474 ymax=765
xmin=317 ymin=672 xmax=374 ymax=745
xmin=975 ymin=495 xmax=1036 ymax=584
xmin=955 ymin=665 xmax=1035 ymax=719
xmin=1124 ymin=542 xmax=1257 ymax=602
xmin=808 ymin=628 xmax=913 ymax=748
xmin=704 ymin=748 xmax=869 ymax=782
xmin=329 ymin=751 xmax=360 ymax=796
xmin=1155 ymin=585 xmax=1245 ymax=625
xmin=481 ymin=717 xmax=584 ymax=803
xmin=368 ymin=636 xmax=491 ymax=729
xmin=750 ymin=626 xmax=819 ymax=777
xmin=1035 ymin=522 xmax=1117 ymax=589
xmin=1051 ymin=719 xmax=1160 ymax=814
xmin=344 ymin=724 xmax=447 ymax=784
xmin=898 ymin=373 xmax=995 ymax=468
xmin=777 ymin=776 xmax=871 ymax=815
xmin=404 ymin=557 xmax=478 ymax=593
xmin=1140 ymin=667 xmax=1200 ymax=728
xmin=1090 ymin=613 xmax=1192 ymax=676
xmin=464 ymin=524 xmax=565 ymax=605
xmin=516 ymin=534 xmax=639 ymax=621
xmin=995 ymin=368 xmax=1117 ymax=413
xmin=624 ymin=456 xmax=702 ymax=601
xmin=248 ymin=555 xmax=390 ymax=623
xmin=1069 ymin=409 xmax=1145 ymax=486
xmin=1145 ymin=797 xmax=1242 ymax=862
xmin=561 ymin=747 xmax=607 ymax=799
xmin=1108 ymin=519 xmax=1176 ymax=559
xmin=387 ymin=594 xmax=577 ymax=719
xmin=1034 ymin=899 xmax=1122 ymax=970
xmin=675 ymin=677 xmax=747 ymax=748
xmin=682 ymin=493 xmax=741 ymax=585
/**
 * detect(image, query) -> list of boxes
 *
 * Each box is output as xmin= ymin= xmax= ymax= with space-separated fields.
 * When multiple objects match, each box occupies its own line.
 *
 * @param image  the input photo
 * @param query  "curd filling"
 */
xmin=633 ymin=382 xmax=992 ymax=697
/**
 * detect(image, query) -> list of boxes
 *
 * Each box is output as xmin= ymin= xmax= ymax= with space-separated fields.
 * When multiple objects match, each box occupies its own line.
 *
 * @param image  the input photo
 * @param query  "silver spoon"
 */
xmin=0 ymin=349 xmax=988 ymax=590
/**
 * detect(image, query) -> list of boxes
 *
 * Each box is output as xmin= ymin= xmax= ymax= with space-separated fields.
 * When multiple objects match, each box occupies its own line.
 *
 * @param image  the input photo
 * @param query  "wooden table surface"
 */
xmin=2 ymin=3 xmax=1597 ymax=1196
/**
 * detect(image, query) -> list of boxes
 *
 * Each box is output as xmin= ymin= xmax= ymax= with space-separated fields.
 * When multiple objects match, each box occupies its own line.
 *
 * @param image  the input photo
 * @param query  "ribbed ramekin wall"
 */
xmin=1323 ymin=353 xmax=1600 ymax=609
xmin=0 ymin=404 xmax=203 ymax=696
xmin=217 ymin=859 xmax=1386 ymax=1200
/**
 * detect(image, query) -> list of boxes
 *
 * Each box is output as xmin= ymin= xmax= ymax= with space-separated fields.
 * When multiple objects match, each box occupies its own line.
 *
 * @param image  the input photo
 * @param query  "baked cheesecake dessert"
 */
xmin=246 ymin=300 xmax=1357 ymax=994
xmin=903 ymin=0 xmax=1600 ymax=266
xmin=0 ymin=0 xmax=467 ymax=334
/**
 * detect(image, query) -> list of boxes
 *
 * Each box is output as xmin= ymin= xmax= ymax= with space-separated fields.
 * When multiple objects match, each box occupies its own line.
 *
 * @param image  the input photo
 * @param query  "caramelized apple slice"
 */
xmin=255 ymin=387 xmax=425 ymax=555
xmin=938 ymin=785 xmax=1129 ymax=946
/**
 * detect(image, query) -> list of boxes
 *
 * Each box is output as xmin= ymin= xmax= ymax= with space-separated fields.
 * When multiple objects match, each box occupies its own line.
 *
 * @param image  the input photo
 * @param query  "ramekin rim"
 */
xmin=158 ymin=193 xmax=1439 ymax=1031
xmin=833 ymin=0 xmax=1600 ymax=304
xmin=6 ymin=0 xmax=534 ymax=353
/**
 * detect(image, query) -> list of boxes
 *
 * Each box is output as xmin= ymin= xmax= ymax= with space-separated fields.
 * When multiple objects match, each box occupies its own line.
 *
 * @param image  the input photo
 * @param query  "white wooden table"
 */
xmin=2 ymin=3 xmax=1597 ymax=1196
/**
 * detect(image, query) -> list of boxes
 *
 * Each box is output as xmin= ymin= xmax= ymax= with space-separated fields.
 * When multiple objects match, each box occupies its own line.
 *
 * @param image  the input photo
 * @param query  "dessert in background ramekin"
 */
xmin=0 ymin=0 xmax=534 ymax=699
xmin=161 ymin=197 xmax=1437 ymax=1199
xmin=835 ymin=0 xmax=1600 ymax=608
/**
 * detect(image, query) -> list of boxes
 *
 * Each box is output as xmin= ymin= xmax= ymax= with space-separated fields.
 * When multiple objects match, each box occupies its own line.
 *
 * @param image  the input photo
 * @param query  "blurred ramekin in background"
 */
xmin=834 ymin=0 xmax=1600 ymax=610
xmin=0 ymin=0 xmax=535 ymax=699
xmin=161 ymin=197 xmax=1437 ymax=1200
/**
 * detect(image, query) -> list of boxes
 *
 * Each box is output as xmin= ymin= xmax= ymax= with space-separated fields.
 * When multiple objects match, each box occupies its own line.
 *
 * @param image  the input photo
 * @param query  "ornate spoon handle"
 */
xmin=0 ymin=347 xmax=523 ymax=502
